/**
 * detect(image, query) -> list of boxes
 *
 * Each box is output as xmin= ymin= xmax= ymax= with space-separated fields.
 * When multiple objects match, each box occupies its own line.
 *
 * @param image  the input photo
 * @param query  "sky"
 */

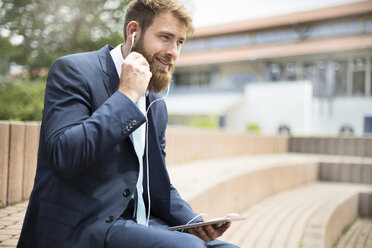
xmin=183 ymin=0 xmax=365 ymax=27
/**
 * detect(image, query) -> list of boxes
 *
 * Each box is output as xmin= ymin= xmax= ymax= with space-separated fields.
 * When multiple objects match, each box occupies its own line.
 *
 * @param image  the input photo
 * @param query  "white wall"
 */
xmin=312 ymin=97 xmax=372 ymax=135
xmin=241 ymin=81 xmax=313 ymax=135
xmin=226 ymin=81 xmax=372 ymax=135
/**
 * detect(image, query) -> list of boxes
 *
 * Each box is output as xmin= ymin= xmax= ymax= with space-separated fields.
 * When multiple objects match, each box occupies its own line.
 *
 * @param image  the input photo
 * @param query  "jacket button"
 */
xmin=123 ymin=189 xmax=131 ymax=197
xmin=106 ymin=216 xmax=114 ymax=223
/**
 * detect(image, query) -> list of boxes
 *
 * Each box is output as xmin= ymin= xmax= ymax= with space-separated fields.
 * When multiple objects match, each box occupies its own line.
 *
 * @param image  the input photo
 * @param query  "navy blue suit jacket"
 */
xmin=18 ymin=45 xmax=200 ymax=248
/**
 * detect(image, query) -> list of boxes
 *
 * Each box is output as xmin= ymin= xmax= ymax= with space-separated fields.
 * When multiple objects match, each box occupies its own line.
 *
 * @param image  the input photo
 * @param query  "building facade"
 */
xmin=166 ymin=1 xmax=372 ymax=135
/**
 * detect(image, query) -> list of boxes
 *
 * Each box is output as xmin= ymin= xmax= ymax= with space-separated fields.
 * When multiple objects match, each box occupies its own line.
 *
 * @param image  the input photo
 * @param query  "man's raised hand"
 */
xmin=118 ymin=52 xmax=152 ymax=103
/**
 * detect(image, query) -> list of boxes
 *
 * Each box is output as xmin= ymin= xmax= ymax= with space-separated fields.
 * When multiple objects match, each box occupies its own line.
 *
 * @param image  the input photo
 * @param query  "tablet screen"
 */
xmin=168 ymin=216 xmax=246 ymax=231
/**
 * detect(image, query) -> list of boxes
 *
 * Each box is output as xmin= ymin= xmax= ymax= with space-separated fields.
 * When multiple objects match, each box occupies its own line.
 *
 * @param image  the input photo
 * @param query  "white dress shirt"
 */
xmin=110 ymin=44 xmax=147 ymax=226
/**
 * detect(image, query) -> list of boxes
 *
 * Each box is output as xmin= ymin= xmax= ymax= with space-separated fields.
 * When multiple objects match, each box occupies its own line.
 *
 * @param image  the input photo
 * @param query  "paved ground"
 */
xmin=0 ymin=201 xmax=27 ymax=247
xmin=1 ymin=154 xmax=371 ymax=247
xmin=336 ymin=218 xmax=372 ymax=248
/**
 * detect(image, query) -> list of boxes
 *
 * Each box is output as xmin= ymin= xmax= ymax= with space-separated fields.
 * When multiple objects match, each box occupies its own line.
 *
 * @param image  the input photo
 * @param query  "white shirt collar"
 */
xmin=110 ymin=44 xmax=124 ymax=79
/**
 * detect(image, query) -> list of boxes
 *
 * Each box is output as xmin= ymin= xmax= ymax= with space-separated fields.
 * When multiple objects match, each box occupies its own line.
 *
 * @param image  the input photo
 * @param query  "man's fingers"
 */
xmin=188 ymin=222 xmax=232 ymax=242
xmin=118 ymin=50 xmax=153 ymax=102
xmin=126 ymin=51 xmax=142 ymax=60
xmin=215 ymin=221 xmax=231 ymax=236
xmin=127 ymin=52 xmax=150 ymax=68
xmin=190 ymin=227 xmax=212 ymax=242
xmin=204 ymin=225 xmax=218 ymax=240
xmin=123 ymin=52 xmax=150 ymax=73
xmin=197 ymin=226 xmax=212 ymax=242
xmin=137 ymin=58 xmax=150 ymax=69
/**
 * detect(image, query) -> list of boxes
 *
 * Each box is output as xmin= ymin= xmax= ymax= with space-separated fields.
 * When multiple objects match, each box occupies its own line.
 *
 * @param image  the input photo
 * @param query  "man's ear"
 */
xmin=126 ymin=21 xmax=140 ymax=42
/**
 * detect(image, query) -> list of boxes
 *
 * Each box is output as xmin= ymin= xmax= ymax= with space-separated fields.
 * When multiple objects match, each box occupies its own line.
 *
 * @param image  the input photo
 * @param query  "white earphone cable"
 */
xmin=181 ymin=213 xmax=208 ymax=232
xmin=130 ymin=30 xmax=172 ymax=226
xmin=144 ymin=85 xmax=170 ymax=226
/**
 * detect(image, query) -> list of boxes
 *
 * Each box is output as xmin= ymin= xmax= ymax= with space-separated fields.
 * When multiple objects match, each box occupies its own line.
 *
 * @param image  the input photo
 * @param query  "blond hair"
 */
xmin=123 ymin=0 xmax=194 ymax=41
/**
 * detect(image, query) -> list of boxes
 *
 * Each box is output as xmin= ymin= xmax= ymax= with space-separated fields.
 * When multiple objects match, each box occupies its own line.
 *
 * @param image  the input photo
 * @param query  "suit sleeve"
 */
xmin=43 ymin=56 xmax=146 ymax=179
xmin=169 ymin=185 xmax=204 ymax=226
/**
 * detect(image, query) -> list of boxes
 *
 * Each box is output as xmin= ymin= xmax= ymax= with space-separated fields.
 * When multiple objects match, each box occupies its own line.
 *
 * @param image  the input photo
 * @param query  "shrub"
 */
xmin=190 ymin=117 xmax=219 ymax=129
xmin=0 ymin=78 xmax=45 ymax=121
xmin=246 ymin=123 xmax=260 ymax=133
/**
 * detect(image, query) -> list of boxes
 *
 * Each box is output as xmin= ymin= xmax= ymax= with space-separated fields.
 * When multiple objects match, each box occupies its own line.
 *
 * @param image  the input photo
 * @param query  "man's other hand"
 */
xmin=188 ymin=213 xmax=239 ymax=242
xmin=188 ymin=222 xmax=231 ymax=242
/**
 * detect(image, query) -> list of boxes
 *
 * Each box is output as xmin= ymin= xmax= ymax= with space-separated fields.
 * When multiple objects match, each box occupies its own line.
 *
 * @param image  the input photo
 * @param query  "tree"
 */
xmin=0 ymin=0 xmax=130 ymax=77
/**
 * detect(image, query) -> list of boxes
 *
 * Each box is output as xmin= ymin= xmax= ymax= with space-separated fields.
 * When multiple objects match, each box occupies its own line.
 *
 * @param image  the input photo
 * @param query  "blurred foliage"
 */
xmin=246 ymin=123 xmax=260 ymax=133
xmin=0 ymin=78 xmax=46 ymax=121
xmin=190 ymin=117 xmax=219 ymax=129
xmin=0 ymin=0 xmax=130 ymax=76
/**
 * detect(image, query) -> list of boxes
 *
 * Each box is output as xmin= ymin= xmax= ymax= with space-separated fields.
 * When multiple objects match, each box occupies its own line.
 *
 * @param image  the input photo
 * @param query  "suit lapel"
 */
xmin=97 ymin=45 xmax=120 ymax=97
xmin=97 ymin=45 xmax=137 ymax=145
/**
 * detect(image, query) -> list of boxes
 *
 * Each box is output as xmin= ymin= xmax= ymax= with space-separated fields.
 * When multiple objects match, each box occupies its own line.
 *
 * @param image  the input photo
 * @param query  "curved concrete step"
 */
xmin=220 ymin=182 xmax=371 ymax=248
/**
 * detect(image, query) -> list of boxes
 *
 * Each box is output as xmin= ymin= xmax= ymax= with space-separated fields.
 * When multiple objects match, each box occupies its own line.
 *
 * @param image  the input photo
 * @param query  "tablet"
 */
xmin=168 ymin=216 xmax=246 ymax=231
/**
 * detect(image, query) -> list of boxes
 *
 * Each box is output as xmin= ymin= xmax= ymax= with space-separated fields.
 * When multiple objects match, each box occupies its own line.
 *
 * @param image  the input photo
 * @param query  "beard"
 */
xmin=132 ymin=36 xmax=175 ymax=93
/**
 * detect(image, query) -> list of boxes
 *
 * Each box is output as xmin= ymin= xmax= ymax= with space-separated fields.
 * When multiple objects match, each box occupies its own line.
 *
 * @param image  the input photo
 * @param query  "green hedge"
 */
xmin=190 ymin=117 xmax=219 ymax=129
xmin=0 ymin=78 xmax=46 ymax=121
xmin=246 ymin=123 xmax=260 ymax=133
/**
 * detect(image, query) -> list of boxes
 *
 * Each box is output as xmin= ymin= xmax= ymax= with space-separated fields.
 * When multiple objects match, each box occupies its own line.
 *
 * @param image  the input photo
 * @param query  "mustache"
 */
xmin=155 ymin=54 xmax=174 ymax=67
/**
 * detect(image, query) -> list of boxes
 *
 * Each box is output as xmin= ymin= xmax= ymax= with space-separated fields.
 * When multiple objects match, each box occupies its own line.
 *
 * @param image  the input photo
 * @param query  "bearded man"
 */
xmin=18 ymin=0 xmax=237 ymax=247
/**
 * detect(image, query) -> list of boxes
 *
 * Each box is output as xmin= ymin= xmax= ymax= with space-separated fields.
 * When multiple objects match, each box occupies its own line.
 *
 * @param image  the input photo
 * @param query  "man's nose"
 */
xmin=166 ymin=42 xmax=179 ymax=60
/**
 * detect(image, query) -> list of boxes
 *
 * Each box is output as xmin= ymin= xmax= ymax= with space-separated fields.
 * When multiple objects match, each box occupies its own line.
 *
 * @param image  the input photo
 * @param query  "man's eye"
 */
xmin=178 ymin=40 xmax=184 ymax=46
xmin=162 ymin=35 xmax=169 ymax=40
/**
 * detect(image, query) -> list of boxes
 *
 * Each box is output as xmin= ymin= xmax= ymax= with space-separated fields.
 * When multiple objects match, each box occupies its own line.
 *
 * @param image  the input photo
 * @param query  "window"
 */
xmin=182 ymin=39 xmax=206 ymax=52
xmin=209 ymin=35 xmax=250 ymax=50
xmin=366 ymin=19 xmax=372 ymax=33
xmin=174 ymin=71 xmax=211 ymax=87
xmin=305 ymin=21 xmax=363 ymax=40
xmin=333 ymin=21 xmax=361 ymax=36
xmin=268 ymin=63 xmax=283 ymax=81
xmin=352 ymin=58 xmax=366 ymax=96
xmin=305 ymin=25 xmax=332 ymax=39
xmin=303 ymin=63 xmax=316 ymax=82
xmin=284 ymin=63 xmax=301 ymax=81
xmin=266 ymin=62 xmax=304 ymax=82
xmin=276 ymin=29 xmax=300 ymax=42
xmin=228 ymin=73 xmax=258 ymax=88
xmin=315 ymin=61 xmax=327 ymax=97
xmin=182 ymin=35 xmax=250 ymax=52
xmin=254 ymin=31 xmax=276 ymax=44
xmin=253 ymin=29 xmax=300 ymax=45
xmin=334 ymin=61 xmax=348 ymax=96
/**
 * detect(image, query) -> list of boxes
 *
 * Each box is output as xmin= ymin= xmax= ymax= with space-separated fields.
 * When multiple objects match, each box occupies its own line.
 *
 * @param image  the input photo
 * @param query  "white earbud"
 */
xmin=130 ymin=32 xmax=136 ymax=51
